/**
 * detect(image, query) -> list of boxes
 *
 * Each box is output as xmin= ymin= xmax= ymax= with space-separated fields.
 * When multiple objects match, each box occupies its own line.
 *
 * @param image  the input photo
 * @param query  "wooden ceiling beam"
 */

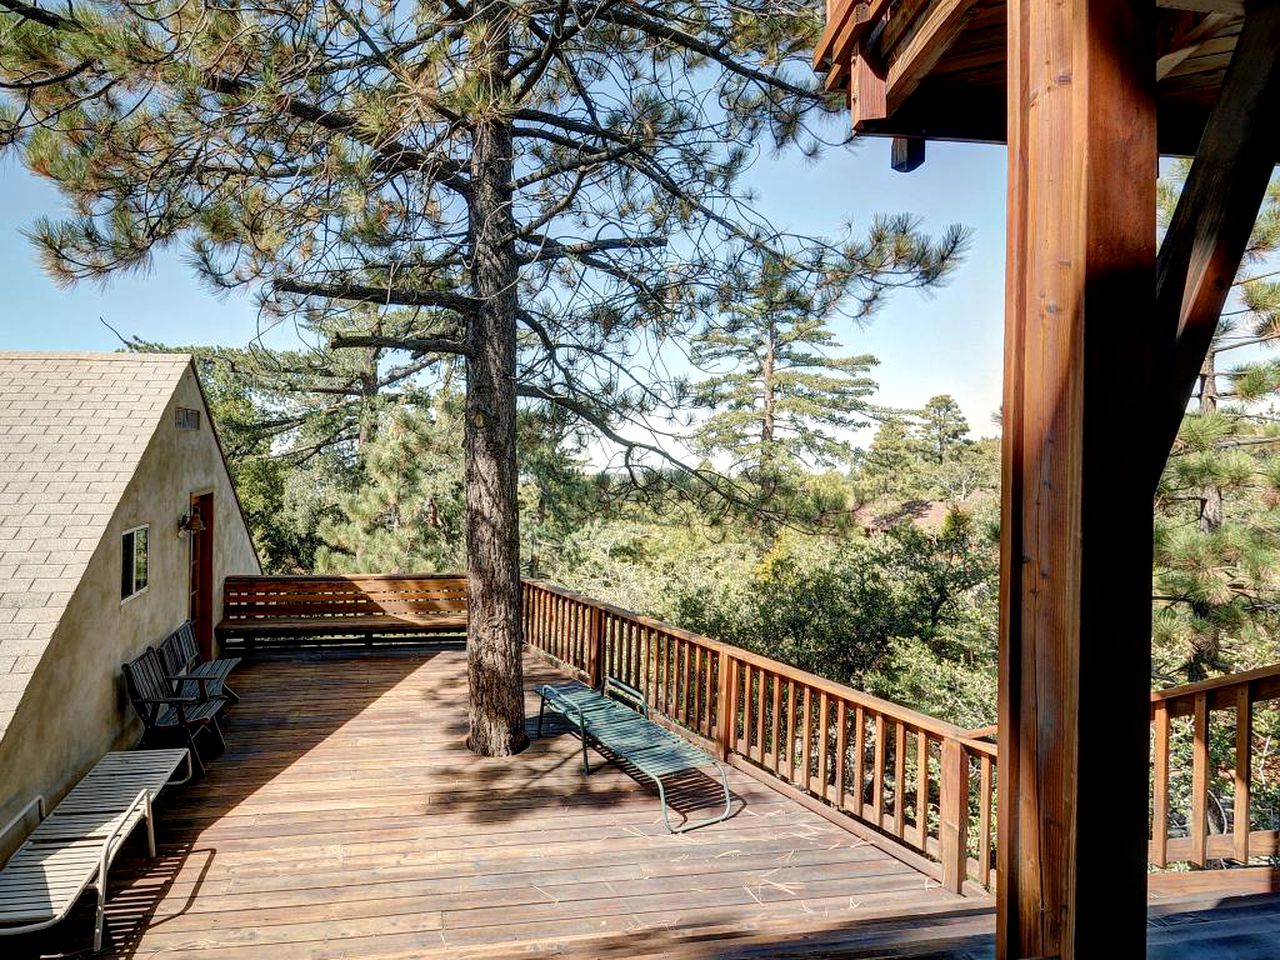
xmin=885 ymin=0 xmax=984 ymax=115
xmin=1151 ymin=0 xmax=1280 ymax=489
xmin=1158 ymin=11 xmax=1235 ymax=80
xmin=1157 ymin=0 xmax=1244 ymax=14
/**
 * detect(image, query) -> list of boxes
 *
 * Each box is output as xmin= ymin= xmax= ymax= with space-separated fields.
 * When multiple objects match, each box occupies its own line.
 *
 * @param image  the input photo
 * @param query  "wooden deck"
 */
xmin=16 ymin=648 xmax=1280 ymax=959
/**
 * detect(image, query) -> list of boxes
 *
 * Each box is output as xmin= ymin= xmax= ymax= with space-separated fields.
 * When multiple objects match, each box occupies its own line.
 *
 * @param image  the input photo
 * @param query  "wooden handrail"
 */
xmin=521 ymin=579 xmax=997 ymax=895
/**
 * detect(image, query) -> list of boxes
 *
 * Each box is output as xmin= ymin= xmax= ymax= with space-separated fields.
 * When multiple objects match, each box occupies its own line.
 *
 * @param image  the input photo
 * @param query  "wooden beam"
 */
xmin=891 ymin=137 xmax=926 ymax=173
xmin=813 ymin=0 xmax=879 ymax=71
xmin=998 ymin=1 xmax=1156 ymax=958
xmin=851 ymin=46 xmax=888 ymax=126
xmin=1151 ymin=1 xmax=1280 ymax=490
xmin=1157 ymin=0 xmax=1244 ymax=14
xmin=1157 ymin=12 xmax=1234 ymax=81
xmin=885 ymin=0 xmax=982 ymax=115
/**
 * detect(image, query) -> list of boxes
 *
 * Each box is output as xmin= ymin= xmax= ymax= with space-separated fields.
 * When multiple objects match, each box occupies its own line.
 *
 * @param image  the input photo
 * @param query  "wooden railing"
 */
xmin=1150 ymin=663 xmax=1280 ymax=867
xmin=522 ymin=579 xmax=1280 ymax=883
xmin=521 ymin=579 xmax=998 ymax=894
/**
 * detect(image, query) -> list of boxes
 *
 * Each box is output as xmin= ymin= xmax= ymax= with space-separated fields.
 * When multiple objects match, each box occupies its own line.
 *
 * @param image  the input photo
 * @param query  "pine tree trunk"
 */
xmin=464 ymin=3 xmax=526 ymax=757
xmin=1199 ymin=348 xmax=1224 ymax=532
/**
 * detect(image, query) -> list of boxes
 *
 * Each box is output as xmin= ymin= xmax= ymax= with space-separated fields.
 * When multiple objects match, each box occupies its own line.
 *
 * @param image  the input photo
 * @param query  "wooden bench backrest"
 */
xmin=122 ymin=648 xmax=171 ymax=723
xmin=222 ymin=574 xmax=468 ymax=623
xmin=159 ymin=621 xmax=200 ymax=675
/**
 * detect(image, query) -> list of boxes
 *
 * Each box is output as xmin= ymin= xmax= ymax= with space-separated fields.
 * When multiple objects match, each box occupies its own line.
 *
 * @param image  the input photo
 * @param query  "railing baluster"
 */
xmin=786 ymin=680 xmax=798 ymax=784
xmin=853 ymin=705 xmax=866 ymax=816
xmin=835 ymin=700 xmax=847 ymax=806
xmin=752 ymin=670 xmax=762 ymax=762
xmin=801 ymin=686 xmax=813 ymax=791
xmin=818 ymin=693 xmax=830 ymax=797
xmin=1151 ymin=700 xmax=1170 ymax=868
xmin=1235 ymin=684 xmax=1252 ymax=864
xmin=893 ymin=721 xmax=907 ymax=839
xmin=772 ymin=673 xmax=784 ymax=774
xmin=873 ymin=713 xmax=885 ymax=827
xmin=979 ymin=753 xmax=992 ymax=888
xmin=916 ymin=731 xmax=930 ymax=850
xmin=1191 ymin=691 xmax=1210 ymax=868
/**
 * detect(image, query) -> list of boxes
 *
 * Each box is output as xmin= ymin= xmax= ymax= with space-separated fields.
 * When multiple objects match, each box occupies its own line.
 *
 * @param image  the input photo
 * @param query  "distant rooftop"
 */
xmin=0 ymin=352 xmax=192 ymax=738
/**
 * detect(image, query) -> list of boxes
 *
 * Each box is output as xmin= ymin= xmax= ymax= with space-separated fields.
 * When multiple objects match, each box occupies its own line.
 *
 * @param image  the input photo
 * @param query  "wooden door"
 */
xmin=189 ymin=492 xmax=215 ymax=660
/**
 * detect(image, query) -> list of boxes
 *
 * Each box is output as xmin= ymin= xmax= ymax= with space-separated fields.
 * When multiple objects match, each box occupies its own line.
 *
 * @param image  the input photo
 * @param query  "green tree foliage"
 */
xmin=316 ymin=396 xmax=466 ymax=573
xmin=1 ymin=0 xmax=966 ymax=754
xmin=918 ymin=394 xmax=970 ymax=464
xmin=1154 ymin=173 xmax=1280 ymax=684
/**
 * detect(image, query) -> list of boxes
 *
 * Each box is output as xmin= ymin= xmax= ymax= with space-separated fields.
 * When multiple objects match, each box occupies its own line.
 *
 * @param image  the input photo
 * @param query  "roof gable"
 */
xmin=0 ymin=352 xmax=191 ymax=737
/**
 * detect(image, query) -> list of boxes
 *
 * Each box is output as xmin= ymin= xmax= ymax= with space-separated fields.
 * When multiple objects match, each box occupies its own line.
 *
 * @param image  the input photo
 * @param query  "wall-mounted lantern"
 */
xmin=178 ymin=505 xmax=206 ymax=538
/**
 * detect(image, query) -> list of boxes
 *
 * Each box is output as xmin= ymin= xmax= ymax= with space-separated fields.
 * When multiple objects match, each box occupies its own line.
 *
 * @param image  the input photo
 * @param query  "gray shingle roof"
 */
xmin=0 ymin=352 xmax=191 ymax=738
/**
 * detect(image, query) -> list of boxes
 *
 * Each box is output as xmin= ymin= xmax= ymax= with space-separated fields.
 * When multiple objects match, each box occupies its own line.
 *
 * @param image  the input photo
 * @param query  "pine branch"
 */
xmin=274 ymin=279 xmax=480 ymax=315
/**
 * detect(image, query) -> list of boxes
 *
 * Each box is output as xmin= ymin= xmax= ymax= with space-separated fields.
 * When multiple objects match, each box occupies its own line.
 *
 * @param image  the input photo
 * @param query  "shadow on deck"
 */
xmin=14 ymin=647 xmax=1280 ymax=959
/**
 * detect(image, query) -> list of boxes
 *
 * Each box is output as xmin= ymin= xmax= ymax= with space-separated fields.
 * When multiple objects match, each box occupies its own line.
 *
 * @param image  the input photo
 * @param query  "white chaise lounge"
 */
xmin=0 ymin=748 xmax=191 ymax=952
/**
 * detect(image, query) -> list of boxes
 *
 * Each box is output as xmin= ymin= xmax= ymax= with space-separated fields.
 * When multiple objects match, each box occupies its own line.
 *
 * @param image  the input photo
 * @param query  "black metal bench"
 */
xmin=122 ymin=648 xmax=228 ymax=776
xmin=536 ymin=677 xmax=732 ymax=833
xmin=159 ymin=621 xmax=241 ymax=703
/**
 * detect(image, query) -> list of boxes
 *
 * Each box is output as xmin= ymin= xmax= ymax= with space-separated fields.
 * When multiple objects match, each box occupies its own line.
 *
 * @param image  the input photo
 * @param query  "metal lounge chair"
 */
xmin=0 ymin=748 xmax=191 ymax=952
xmin=536 ymin=677 xmax=733 ymax=833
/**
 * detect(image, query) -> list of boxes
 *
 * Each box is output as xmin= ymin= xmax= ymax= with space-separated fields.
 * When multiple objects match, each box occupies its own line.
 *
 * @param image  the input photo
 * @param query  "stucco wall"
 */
xmin=0 ymin=365 xmax=259 ymax=850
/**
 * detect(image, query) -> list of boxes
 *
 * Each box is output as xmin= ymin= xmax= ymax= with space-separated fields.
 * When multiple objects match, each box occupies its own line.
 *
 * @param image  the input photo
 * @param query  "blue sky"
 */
xmin=0 ymin=137 xmax=1008 ymax=442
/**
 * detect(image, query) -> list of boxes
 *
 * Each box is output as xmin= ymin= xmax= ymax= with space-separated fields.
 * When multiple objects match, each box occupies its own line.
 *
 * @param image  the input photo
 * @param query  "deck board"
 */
xmin=18 ymin=648 xmax=979 ymax=958
xmin=16 ymin=647 xmax=1280 ymax=959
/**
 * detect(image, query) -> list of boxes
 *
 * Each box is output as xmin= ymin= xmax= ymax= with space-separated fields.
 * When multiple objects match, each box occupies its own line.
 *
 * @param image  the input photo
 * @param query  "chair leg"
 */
xmin=94 ymin=880 xmax=106 ymax=953
xmin=209 ymin=717 xmax=226 ymax=752
xmin=184 ymin=727 xmax=206 ymax=777
xmin=144 ymin=792 xmax=156 ymax=857
xmin=221 ymin=683 xmax=241 ymax=704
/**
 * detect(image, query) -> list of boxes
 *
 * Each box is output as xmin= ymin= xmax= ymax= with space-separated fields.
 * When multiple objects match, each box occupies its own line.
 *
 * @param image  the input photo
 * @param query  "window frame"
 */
xmin=120 ymin=523 xmax=150 ymax=603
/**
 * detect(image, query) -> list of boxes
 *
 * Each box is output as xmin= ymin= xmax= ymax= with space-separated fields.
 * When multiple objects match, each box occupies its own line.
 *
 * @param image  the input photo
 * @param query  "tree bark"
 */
xmin=465 ymin=1 xmax=527 ymax=757
xmin=1198 ymin=348 xmax=1224 ymax=531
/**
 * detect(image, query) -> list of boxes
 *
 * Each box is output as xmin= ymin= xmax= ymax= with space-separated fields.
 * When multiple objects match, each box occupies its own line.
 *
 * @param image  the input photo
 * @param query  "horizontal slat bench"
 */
xmin=216 ymin=574 xmax=468 ymax=651
xmin=536 ymin=677 xmax=733 ymax=833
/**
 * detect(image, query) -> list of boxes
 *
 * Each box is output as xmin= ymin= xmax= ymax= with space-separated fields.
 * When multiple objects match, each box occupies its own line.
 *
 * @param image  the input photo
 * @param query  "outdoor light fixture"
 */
xmin=178 ymin=506 xmax=206 ymax=537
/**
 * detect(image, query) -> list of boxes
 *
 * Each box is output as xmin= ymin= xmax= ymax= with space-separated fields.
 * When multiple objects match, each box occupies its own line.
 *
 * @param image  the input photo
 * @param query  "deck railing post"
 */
xmin=715 ymin=648 xmax=734 ymax=761
xmin=588 ymin=604 xmax=606 ymax=689
xmin=939 ymin=737 xmax=969 ymax=895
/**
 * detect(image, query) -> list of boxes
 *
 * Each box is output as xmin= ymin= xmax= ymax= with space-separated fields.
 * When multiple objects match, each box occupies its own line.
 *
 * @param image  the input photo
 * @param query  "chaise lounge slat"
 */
xmin=536 ymin=678 xmax=733 ymax=833
xmin=0 ymin=748 xmax=190 ymax=953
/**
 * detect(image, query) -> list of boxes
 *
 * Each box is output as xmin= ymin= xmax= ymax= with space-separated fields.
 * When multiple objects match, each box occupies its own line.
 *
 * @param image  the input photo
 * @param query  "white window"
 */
xmin=121 ymin=525 xmax=149 ymax=600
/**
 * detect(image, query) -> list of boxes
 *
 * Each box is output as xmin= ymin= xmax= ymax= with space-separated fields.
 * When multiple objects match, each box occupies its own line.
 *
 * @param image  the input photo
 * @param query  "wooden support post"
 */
xmin=999 ymin=1 xmax=1156 ymax=957
xmin=587 ymin=605 xmax=605 ymax=689
xmin=939 ymin=737 xmax=969 ymax=895
xmin=715 ymin=650 xmax=735 ymax=762
xmin=891 ymin=137 xmax=925 ymax=173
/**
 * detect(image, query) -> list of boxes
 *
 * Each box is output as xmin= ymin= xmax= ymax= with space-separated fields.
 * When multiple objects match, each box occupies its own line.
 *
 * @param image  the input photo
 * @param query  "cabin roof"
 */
xmin=0 ymin=352 xmax=192 ymax=738
xmin=813 ymin=0 xmax=1245 ymax=155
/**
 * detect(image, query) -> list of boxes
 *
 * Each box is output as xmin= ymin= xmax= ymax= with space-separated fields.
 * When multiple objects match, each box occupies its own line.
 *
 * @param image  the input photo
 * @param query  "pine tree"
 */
xmin=1154 ymin=171 xmax=1280 ymax=683
xmin=691 ymin=257 xmax=887 ymax=476
xmin=917 ymin=395 xmax=969 ymax=464
xmin=0 ymin=0 xmax=965 ymax=754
